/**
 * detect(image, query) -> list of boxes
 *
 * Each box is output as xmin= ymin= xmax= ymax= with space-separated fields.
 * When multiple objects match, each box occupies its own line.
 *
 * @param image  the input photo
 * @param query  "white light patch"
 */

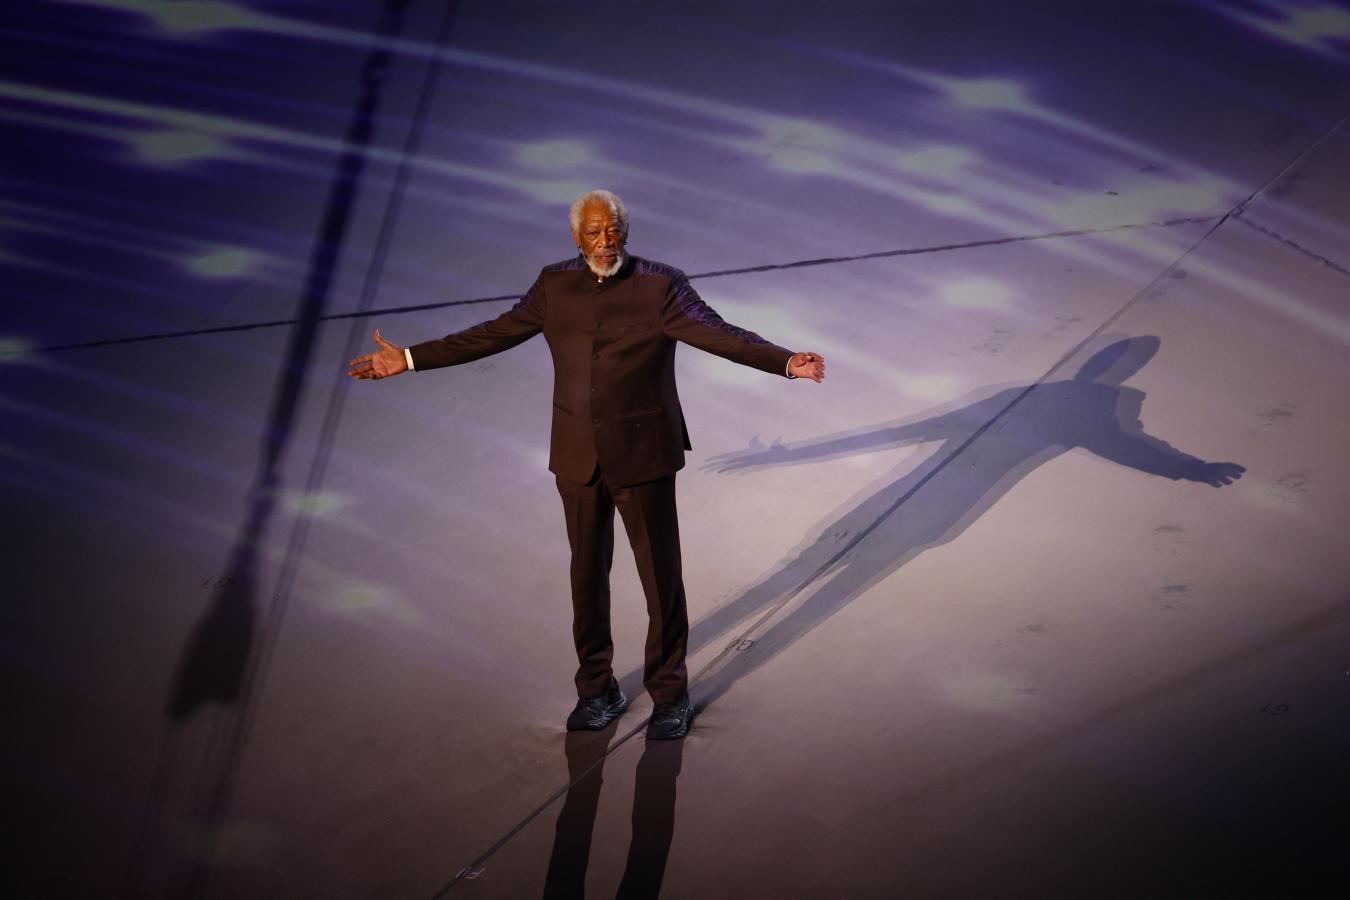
xmin=758 ymin=116 xmax=842 ymax=176
xmin=186 ymin=246 xmax=265 ymax=278
xmin=132 ymin=129 xmax=225 ymax=164
xmin=282 ymin=489 xmax=353 ymax=519
xmin=770 ymin=147 xmax=834 ymax=175
xmin=315 ymin=580 xmax=428 ymax=629
xmin=1283 ymin=5 xmax=1350 ymax=44
xmin=945 ymin=77 xmax=1032 ymax=111
xmin=919 ymin=193 xmax=979 ymax=217
xmin=515 ymin=140 xmax=592 ymax=170
xmin=1050 ymin=178 xmax=1230 ymax=226
xmin=894 ymin=144 xmax=977 ymax=178
xmin=896 ymin=372 xmax=962 ymax=402
xmin=939 ymin=670 xmax=1028 ymax=713
xmin=61 ymin=0 xmax=270 ymax=35
xmin=1131 ymin=179 xmax=1229 ymax=217
xmin=520 ymin=178 xmax=595 ymax=204
xmin=759 ymin=117 xmax=842 ymax=150
xmin=1247 ymin=3 xmax=1350 ymax=53
xmin=0 ymin=336 xmax=36 ymax=363
xmin=938 ymin=277 xmax=1011 ymax=311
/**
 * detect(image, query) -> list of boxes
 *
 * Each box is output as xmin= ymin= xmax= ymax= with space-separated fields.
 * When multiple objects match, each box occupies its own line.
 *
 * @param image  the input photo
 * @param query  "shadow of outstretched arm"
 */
xmin=1078 ymin=389 xmax=1245 ymax=487
xmin=703 ymin=389 xmax=1015 ymax=474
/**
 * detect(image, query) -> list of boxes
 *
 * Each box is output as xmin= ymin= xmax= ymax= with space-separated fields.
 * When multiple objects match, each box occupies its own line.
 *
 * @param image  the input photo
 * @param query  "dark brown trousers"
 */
xmin=555 ymin=468 xmax=689 ymax=705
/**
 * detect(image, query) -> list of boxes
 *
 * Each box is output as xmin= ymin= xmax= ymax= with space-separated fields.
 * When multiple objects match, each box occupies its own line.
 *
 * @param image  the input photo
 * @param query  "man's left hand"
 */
xmin=788 ymin=352 xmax=826 ymax=383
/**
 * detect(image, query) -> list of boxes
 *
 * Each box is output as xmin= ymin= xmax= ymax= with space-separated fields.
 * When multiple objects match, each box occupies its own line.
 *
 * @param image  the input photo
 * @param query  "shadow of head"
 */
xmin=1073 ymin=335 xmax=1161 ymax=385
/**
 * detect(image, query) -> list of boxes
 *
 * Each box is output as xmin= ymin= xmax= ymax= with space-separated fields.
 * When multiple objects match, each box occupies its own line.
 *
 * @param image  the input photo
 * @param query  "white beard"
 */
xmin=585 ymin=250 xmax=625 ymax=278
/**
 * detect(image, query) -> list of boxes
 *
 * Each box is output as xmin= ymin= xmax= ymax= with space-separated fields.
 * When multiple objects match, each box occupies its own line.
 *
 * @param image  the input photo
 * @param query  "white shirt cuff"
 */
xmin=405 ymin=347 xmax=416 ymax=371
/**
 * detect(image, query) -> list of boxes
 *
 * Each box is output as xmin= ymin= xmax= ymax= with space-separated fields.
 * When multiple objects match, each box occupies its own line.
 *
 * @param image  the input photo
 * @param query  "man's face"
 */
xmin=573 ymin=199 xmax=627 ymax=275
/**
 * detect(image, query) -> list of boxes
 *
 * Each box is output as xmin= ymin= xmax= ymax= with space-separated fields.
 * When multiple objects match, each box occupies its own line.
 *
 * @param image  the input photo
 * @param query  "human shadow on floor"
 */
xmin=543 ymin=728 xmax=685 ymax=900
xmin=682 ymin=335 xmax=1244 ymax=708
xmin=123 ymin=5 xmax=417 ymax=897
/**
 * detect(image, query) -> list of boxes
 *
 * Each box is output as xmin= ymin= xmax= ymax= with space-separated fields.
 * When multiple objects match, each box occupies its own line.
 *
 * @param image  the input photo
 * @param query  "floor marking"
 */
xmin=1234 ymin=214 xmax=1350 ymax=279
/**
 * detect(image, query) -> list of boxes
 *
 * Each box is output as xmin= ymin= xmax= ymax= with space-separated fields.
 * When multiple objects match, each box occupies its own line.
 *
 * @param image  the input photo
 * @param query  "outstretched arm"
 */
xmin=706 ymin=419 xmax=938 ymax=473
xmin=409 ymin=276 xmax=546 ymax=371
xmin=347 ymin=276 xmax=547 ymax=382
xmin=660 ymin=271 xmax=824 ymax=382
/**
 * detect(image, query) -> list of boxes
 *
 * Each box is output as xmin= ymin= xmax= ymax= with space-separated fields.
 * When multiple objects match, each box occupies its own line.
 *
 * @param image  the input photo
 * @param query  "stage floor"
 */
xmin=6 ymin=2 xmax=1349 ymax=897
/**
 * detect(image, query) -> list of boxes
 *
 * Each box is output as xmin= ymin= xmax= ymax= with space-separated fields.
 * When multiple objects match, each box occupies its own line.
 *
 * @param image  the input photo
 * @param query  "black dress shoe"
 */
xmin=565 ymin=683 xmax=629 ymax=731
xmin=646 ymin=694 xmax=693 ymax=740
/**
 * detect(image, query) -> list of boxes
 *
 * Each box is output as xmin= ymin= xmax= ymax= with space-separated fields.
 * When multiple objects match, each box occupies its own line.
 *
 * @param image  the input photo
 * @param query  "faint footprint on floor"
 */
xmin=1252 ymin=401 xmax=1296 ymax=434
xmin=973 ymin=328 xmax=1012 ymax=355
xmin=1152 ymin=523 xmax=1188 ymax=555
xmin=1272 ymin=470 xmax=1311 ymax=503
xmin=1154 ymin=583 xmax=1189 ymax=611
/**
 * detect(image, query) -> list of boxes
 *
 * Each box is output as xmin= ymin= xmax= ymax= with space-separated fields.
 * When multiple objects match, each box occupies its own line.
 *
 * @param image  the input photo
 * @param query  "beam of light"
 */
xmin=0 ymin=336 xmax=37 ymax=363
xmin=185 ymin=246 xmax=267 ymax=278
xmin=132 ymin=129 xmax=227 ymax=163
xmin=18 ymin=357 xmax=497 ymax=546
xmin=0 ymin=197 xmax=231 ymax=259
xmin=280 ymin=489 xmax=354 ymax=520
xmin=43 ymin=0 xmax=1337 ymax=248
xmin=0 ymin=80 xmax=335 ymax=152
xmin=514 ymin=139 xmax=593 ymax=170
xmin=0 ymin=396 xmax=461 ymax=631
xmin=51 ymin=0 xmax=291 ymax=37
xmin=0 ymin=207 xmax=279 ymax=286
xmin=0 ymin=395 xmax=252 ymax=490
xmin=893 ymin=144 xmax=979 ymax=179
xmin=0 ymin=80 xmax=602 ymax=212
xmin=31 ymin=0 xmax=1348 ymax=351
xmin=0 ymin=211 xmax=181 ymax=262
xmin=892 ymin=371 xmax=965 ymax=403
xmin=937 ymin=276 xmax=1013 ymax=311
xmin=0 ymin=98 xmax=250 ymax=171
xmin=0 ymin=446 xmax=439 ymax=633
xmin=1181 ymin=253 xmax=1350 ymax=347
xmin=1201 ymin=1 xmax=1350 ymax=59
xmin=26 ymin=6 xmax=1251 ymax=255
xmin=944 ymin=77 xmax=1031 ymax=111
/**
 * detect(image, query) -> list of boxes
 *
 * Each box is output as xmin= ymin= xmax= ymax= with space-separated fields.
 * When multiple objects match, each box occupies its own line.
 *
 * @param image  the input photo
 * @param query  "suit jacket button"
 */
xmin=592 ymin=353 xmax=600 ymax=360
xmin=590 ymin=387 xmax=598 ymax=394
xmin=592 ymin=417 xmax=599 ymax=425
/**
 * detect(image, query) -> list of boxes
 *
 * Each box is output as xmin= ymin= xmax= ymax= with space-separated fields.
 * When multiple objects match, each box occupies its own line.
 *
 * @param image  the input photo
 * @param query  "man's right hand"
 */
xmin=348 ymin=329 xmax=408 ymax=380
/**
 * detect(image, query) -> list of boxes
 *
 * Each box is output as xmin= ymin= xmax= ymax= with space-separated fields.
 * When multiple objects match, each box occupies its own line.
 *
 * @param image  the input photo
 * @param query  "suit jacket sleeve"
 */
xmin=407 ymin=276 xmax=546 ymax=371
xmin=659 ymin=271 xmax=793 ymax=376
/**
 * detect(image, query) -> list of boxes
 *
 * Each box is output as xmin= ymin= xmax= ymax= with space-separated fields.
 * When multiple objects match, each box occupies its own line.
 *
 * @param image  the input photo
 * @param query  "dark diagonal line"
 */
xmin=30 ymin=217 xmax=1210 ymax=355
xmin=690 ymin=216 xmax=1211 ymax=278
xmin=1233 ymin=213 xmax=1350 ymax=279
xmin=430 ymin=109 xmax=1349 ymax=895
xmin=28 ymin=294 xmax=524 ymax=354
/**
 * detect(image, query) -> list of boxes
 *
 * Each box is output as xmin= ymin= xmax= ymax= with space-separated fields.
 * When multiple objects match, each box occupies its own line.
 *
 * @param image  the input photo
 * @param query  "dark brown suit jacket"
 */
xmin=409 ymin=254 xmax=793 ymax=486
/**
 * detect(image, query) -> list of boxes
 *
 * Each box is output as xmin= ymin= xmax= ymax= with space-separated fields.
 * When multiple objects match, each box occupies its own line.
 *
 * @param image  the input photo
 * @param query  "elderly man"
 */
xmin=348 ymin=189 xmax=825 ymax=739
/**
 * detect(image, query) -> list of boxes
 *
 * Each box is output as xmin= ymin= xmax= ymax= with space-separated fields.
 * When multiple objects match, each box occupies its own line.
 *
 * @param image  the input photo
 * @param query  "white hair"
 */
xmin=569 ymin=189 xmax=629 ymax=235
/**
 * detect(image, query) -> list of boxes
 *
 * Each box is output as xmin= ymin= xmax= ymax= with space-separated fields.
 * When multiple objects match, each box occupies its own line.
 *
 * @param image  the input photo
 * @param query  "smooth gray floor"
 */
xmin=5 ymin=2 xmax=1349 ymax=898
